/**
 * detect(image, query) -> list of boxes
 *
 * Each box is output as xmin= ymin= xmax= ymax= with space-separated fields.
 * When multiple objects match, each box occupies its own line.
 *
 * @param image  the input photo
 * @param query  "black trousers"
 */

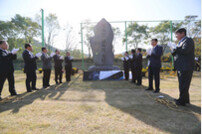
xmin=0 ymin=72 xmax=17 ymax=96
xmin=131 ymin=67 xmax=136 ymax=83
xmin=55 ymin=68 xmax=62 ymax=83
xmin=177 ymin=70 xmax=193 ymax=104
xmin=148 ymin=66 xmax=160 ymax=91
xmin=124 ymin=68 xmax=129 ymax=80
xmin=65 ymin=67 xmax=72 ymax=82
xmin=43 ymin=69 xmax=51 ymax=87
xmin=135 ymin=68 xmax=142 ymax=85
xmin=25 ymin=70 xmax=37 ymax=91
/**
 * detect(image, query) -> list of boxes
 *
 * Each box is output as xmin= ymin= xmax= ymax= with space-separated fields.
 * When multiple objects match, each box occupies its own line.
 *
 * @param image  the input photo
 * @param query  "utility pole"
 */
xmin=125 ymin=21 xmax=128 ymax=51
xmin=41 ymin=9 xmax=45 ymax=47
xmin=80 ymin=23 xmax=84 ymax=70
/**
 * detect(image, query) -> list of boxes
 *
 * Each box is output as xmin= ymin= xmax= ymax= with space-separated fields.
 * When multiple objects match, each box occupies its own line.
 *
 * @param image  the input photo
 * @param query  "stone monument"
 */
xmin=88 ymin=18 xmax=120 ymax=71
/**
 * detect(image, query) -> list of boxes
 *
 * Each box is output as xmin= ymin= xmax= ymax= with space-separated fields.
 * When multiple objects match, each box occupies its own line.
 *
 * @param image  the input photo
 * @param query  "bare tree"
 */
xmin=112 ymin=27 xmax=121 ymax=53
xmin=83 ymin=19 xmax=94 ymax=58
xmin=45 ymin=13 xmax=60 ymax=47
xmin=64 ymin=24 xmax=77 ymax=51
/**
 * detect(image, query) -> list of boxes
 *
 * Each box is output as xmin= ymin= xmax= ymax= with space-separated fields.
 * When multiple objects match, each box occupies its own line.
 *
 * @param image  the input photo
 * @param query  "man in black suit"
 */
xmin=130 ymin=49 xmax=136 ymax=83
xmin=41 ymin=47 xmax=52 ymax=88
xmin=53 ymin=50 xmax=63 ymax=84
xmin=134 ymin=48 xmax=143 ymax=86
xmin=0 ymin=41 xmax=18 ymax=100
xmin=122 ymin=51 xmax=130 ymax=80
xmin=65 ymin=52 xmax=73 ymax=82
xmin=145 ymin=39 xmax=163 ymax=93
xmin=22 ymin=43 xmax=39 ymax=92
xmin=172 ymin=28 xmax=195 ymax=106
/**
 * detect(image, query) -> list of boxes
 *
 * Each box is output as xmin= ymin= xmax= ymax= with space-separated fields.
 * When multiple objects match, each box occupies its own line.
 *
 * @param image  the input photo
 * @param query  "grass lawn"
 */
xmin=0 ymin=70 xmax=201 ymax=134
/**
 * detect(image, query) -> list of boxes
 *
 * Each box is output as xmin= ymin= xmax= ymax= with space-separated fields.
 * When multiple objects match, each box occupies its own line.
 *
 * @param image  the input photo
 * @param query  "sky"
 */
xmin=0 ymin=0 xmax=201 ymax=54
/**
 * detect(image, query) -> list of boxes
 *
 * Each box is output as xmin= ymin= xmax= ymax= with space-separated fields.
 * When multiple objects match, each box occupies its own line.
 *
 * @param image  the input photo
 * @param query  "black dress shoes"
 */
xmin=145 ymin=88 xmax=153 ymax=91
xmin=174 ymin=99 xmax=186 ymax=106
xmin=174 ymin=99 xmax=190 ymax=104
xmin=11 ymin=93 xmax=18 ymax=96
xmin=32 ymin=88 xmax=39 ymax=90
xmin=153 ymin=90 xmax=160 ymax=93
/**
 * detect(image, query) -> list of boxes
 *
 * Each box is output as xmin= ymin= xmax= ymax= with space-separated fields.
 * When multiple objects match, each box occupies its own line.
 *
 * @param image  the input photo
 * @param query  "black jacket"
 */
xmin=65 ymin=56 xmax=73 ymax=69
xmin=122 ymin=56 xmax=130 ymax=70
xmin=134 ymin=53 xmax=142 ymax=69
xmin=130 ymin=54 xmax=136 ymax=69
xmin=147 ymin=45 xmax=163 ymax=68
xmin=41 ymin=53 xmax=52 ymax=70
xmin=0 ymin=49 xmax=17 ymax=74
xmin=172 ymin=37 xmax=195 ymax=71
xmin=22 ymin=50 xmax=38 ymax=73
xmin=53 ymin=55 xmax=63 ymax=69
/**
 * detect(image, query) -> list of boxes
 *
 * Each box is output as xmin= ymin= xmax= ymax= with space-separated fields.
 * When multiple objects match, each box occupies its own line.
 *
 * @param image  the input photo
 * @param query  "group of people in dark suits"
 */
xmin=41 ymin=48 xmax=74 ymax=88
xmin=52 ymin=50 xmax=74 ymax=84
xmin=23 ymin=45 xmax=74 ymax=90
xmin=122 ymin=28 xmax=195 ymax=106
xmin=122 ymin=40 xmax=162 ymax=90
xmin=0 ymin=28 xmax=196 ymax=106
xmin=0 ymin=42 xmax=73 ymax=100
xmin=29 ymin=45 xmax=73 ymax=90
xmin=122 ymin=39 xmax=164 ymax=93
xmin=122 ymin=48 xmax=143 ymax=86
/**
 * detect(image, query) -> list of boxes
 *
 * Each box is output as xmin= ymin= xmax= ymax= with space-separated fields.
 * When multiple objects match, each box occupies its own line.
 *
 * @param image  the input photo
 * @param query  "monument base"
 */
xmin=83 ymin=70 xmax=123 ymax=81
xmin=88 ymin=65 xmax=120 ymax=71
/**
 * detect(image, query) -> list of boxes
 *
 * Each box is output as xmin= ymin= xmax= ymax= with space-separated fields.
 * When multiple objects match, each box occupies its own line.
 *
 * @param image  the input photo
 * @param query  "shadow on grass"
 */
xmin=87 ymin=79 xmax=201 ymax=134
xmin=0 ymin=74 xmax=81 ymax=114
xmin=0 ymin=73 xmax=200 ymax=134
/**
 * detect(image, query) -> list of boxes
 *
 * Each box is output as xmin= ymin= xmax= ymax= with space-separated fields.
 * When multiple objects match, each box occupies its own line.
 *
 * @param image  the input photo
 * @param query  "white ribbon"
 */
xmin=35 ymin=52 xmax=42 ymax=58
xmin=11 ymin=48 xmax=19 ymax=54
xmin=167 ymin=42 xmax=177 ymax=51
xmin=50 ymin=52 xmax=55 ymax=57
xmin=60 ymin=56 xmax=64 ymax=60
